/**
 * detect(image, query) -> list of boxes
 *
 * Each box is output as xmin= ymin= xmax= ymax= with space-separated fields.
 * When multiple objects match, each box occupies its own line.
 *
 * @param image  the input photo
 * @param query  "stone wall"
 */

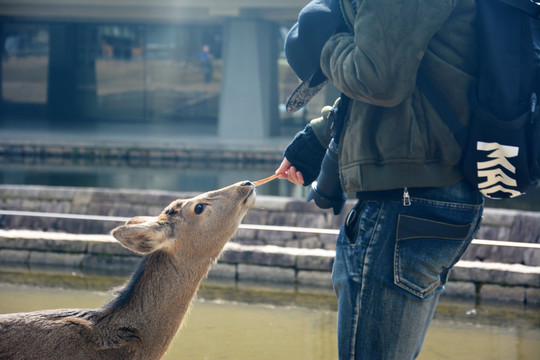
xmin=1 ymin=185 xmax=539 ymax=305
xmin=1 ymin=185 xmax=539 ymax=264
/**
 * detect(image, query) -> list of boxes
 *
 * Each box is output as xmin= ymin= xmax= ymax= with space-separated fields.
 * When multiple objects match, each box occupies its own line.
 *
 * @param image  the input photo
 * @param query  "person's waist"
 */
xmin=355 ymin=187 xmax=434 ymax=202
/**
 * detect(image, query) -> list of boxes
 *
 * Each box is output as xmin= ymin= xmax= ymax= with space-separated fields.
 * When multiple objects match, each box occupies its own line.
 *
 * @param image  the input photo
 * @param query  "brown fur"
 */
xmin=0 ymin=181 xmax=256 ymax=360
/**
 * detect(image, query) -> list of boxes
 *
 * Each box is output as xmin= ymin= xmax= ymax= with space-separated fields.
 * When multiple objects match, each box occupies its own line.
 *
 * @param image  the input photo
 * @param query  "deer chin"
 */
xmin=243 ymin=187 xmax=256 ymax=208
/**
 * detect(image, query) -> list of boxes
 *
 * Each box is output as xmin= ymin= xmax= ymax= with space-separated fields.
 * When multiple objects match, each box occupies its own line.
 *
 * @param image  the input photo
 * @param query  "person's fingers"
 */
xmin=295 ymin=170 xmax=305 ymax=185
xmin=275 ymin=158 xmax=305 ymax=185
xmin=287 ymin=166 xmax=305 ymax=186
xmin=276 ymin=158 xmax=292 ymax=179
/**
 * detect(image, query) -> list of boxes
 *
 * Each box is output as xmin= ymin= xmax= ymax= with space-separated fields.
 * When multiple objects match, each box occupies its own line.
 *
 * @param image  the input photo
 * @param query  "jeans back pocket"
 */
xmin=394 ymin=214 xmax=473 ymax=299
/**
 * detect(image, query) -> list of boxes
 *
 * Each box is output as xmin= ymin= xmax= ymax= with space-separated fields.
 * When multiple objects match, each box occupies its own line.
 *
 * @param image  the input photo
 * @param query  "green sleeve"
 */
xmin=321 ymin=0 xmax=457 ymax=107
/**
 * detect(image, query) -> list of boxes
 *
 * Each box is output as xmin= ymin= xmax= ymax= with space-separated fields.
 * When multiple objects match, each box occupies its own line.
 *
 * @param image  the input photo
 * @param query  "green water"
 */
xmin=0 ymin=269 xmax=539 ymax=360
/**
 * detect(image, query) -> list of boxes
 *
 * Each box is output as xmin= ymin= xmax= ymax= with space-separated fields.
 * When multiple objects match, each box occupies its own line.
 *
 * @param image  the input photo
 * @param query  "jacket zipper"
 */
xmin=403 ymin=187 xmax=411 ymax=206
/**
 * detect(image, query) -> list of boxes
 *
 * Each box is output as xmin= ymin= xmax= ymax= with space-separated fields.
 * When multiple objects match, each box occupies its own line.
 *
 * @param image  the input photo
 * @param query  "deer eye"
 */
xmin=194 ymin=203 xmax=207 ymax=215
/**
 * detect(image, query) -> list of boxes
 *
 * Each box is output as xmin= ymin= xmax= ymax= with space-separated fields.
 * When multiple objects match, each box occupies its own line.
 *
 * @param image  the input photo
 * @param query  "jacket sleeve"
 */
xmin=283 ymin=124 xmax=327 ymax=185
xmin=283 ymin=98 xmax=343 ymax=185
xmin=320 ymin=0 xmax=457 ymax=107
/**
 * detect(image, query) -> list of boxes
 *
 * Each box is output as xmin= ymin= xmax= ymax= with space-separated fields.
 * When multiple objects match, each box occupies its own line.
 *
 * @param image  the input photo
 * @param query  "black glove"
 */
xmin=283 ymin=124 xmax=327 ymax=185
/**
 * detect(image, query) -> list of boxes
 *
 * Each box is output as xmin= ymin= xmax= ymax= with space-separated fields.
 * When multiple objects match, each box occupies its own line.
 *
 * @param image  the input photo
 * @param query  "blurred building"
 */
xmin=0 ymin=0 xmax=327 ymax=139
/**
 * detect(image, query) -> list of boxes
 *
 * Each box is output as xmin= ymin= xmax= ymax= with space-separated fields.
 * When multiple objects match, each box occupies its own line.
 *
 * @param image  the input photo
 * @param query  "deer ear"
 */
xmin=111 ymin=219 xmax=170 ymax=254
xmin=125 ymin=216 xmax=156 ymax=225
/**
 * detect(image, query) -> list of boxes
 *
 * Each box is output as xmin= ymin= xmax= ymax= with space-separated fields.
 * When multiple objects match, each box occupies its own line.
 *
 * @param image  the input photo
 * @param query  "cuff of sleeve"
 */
xmin=284 ymin=124 xmax=327 ymax=185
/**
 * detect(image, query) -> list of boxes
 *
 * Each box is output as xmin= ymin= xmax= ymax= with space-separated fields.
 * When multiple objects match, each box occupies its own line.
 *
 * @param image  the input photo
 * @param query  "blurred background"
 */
xmin=0 ymin=0 xmax=538 ymax=209
xmin=0 ymin=0 xmax=340 ymax=198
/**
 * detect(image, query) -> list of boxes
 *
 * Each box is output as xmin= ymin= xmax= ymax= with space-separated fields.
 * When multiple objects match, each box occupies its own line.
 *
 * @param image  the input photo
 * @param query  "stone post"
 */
xmin=218 ymin=19 xmax=280 ymax=139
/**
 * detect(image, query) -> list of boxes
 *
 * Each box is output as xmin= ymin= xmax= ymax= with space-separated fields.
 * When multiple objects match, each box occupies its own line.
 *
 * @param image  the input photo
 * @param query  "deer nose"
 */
xmin=241 ymin=181 xmax=254 ymax=187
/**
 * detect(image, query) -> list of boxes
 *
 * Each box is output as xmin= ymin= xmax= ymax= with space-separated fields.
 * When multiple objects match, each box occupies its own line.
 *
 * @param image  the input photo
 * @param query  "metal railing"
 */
xmin=0 ymin=209 xmax=539 ymax=250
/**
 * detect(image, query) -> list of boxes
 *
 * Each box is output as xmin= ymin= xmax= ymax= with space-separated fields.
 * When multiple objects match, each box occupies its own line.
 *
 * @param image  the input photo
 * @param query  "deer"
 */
xmin=0 ymin=181 xmax=256 ymax=360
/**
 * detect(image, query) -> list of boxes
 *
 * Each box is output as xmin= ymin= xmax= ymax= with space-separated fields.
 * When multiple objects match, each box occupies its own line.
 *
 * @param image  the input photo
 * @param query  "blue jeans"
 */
xmin=332 ymin=180 xmax=484 ymax=360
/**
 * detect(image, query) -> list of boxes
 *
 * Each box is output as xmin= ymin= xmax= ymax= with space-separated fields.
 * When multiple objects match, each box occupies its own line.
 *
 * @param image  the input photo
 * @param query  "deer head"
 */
xmin=111 ymin=181 xmax=256 ymax=261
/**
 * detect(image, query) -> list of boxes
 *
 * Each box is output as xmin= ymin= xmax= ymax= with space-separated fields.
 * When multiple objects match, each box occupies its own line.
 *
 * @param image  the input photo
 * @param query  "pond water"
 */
xmin=0 ymin=268 xmax=538 ymax=360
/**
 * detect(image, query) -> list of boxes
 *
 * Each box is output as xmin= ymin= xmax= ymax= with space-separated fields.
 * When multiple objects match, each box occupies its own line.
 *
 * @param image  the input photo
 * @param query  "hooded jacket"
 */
xmin=289 ymin=0 xmax=478 ymax=194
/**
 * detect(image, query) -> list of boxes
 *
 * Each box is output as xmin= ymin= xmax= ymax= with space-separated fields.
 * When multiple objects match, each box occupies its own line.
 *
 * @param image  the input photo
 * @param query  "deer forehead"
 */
xmin=162 ymin=200 xmax=185 ymax=217
xmin=164 ymin=194 xmax=229 ymax=213
xmin=159 ymin=198 xmax=214 ymax=224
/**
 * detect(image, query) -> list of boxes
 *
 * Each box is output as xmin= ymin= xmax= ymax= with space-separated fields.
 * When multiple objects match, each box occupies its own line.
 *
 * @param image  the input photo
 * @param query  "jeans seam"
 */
xmin=348 ymin=283 xmax=361 ymax=360
xmin=412 ymin=196 xmax=483 ymax=210
xmin=355 ymin=202 xmax=385 ymax=349
xmin=340 ymin=202 xmax=384 ymax=358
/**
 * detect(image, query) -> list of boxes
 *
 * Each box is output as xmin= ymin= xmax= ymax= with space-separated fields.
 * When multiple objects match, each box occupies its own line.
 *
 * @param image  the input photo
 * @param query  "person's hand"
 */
xmin=276 ymin=158 xmax=305 ymax=186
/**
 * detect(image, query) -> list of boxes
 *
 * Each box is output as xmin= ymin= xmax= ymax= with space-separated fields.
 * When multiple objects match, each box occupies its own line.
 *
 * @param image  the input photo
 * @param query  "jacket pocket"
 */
xmin=394 ymin=214 xmax=472 ymax=299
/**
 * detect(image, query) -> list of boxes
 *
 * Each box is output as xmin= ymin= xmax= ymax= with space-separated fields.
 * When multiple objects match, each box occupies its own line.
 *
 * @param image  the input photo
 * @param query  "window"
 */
xmin=2 ymin=24 xmax=49 ymax=105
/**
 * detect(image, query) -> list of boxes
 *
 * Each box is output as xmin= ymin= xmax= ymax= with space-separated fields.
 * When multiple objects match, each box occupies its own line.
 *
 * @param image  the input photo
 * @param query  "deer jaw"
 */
xmin=112 ymin=181 xmax=256 ymax=262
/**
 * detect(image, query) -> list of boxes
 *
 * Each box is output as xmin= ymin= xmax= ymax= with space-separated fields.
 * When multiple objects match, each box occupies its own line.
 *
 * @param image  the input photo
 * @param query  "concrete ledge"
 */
xmin=222 ymin=243 xmax=334 ymax=271
xmin=0 ymin=249 xmax=30 ymax=264
xmin=525 ymin=288 xmax=540 ymax=306
xmin=2 ymin=185 xmax=539 ymax=266
xmin=452 ymin=261 xmax=540 ymax=288
xmin=28 ymin=251 xmax=85 ymax=268
xmin=81 ymin=254 xmax=140 ymax=273
xmin=207 ymin=263 xmax=237 ymax=280
xmin=237 ymin=264 xmax=296 ymax=283
xmin=297 ymin=270 xmax=333 ymax=288
xmin=1 ymin=229 xmax=539 ymax=306
xmin=0 ymin=230 xmax=92 ymax=253
xmin=441 ymin=281 xmax=477 ymax=299
xmin=481 ymin=284 xmax=526 ymax=303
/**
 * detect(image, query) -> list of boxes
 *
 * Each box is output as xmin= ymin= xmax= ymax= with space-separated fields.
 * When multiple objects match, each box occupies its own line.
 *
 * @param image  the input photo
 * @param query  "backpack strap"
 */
xmin=499 ymin=0 xmax=540 ymax=18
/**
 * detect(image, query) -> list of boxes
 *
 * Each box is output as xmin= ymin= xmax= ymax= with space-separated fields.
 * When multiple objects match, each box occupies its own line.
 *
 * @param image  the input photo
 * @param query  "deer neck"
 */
xmin=103 ymin=250 xmax=212 ymax=349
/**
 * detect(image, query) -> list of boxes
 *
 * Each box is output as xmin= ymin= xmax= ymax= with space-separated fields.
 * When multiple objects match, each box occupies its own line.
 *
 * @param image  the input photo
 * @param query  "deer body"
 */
xmin=0 ymin=181 xmax=256 ymax=360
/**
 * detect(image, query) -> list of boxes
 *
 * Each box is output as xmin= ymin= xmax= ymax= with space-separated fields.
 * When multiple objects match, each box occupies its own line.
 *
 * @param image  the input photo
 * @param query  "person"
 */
xmin=198 ymin=44 xmax=214 ymax=83
xmin=275 ymin=0 xmax=484 ymax=359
